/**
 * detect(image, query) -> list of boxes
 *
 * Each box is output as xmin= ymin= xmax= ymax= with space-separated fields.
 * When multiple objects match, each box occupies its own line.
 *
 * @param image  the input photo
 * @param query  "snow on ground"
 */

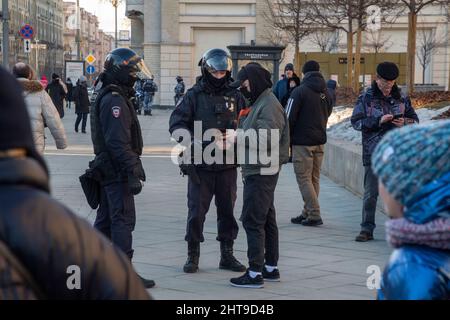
xmin=327 ymin=105 xmax=450 ymax=145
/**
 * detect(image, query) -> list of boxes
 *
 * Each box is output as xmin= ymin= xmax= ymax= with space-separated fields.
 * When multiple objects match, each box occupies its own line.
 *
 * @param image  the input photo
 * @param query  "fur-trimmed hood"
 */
xmin=17 ymin=77 xmax=44 ymax=93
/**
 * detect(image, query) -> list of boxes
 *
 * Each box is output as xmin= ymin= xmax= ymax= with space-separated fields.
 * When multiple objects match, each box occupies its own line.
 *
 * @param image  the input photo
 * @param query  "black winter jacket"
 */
xmin=0 ymin=157 xmax=150 ymax=299
xmin=46 ymin=80 xmax=66 ymax=118
xmin=73 ymin=84 xmax=90 ymax=114
xmin=285 ymin=71 xmax=333 ymax=146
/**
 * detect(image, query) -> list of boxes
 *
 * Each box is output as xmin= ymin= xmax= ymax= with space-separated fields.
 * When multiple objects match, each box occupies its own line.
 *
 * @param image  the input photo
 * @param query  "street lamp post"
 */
xmin=1 ymin=0 xmax=10 ymax=68
xmin=111 ymin=0 xmax=119 ymax=49
xmin=76 ymin=0 xmax=81 ymax=60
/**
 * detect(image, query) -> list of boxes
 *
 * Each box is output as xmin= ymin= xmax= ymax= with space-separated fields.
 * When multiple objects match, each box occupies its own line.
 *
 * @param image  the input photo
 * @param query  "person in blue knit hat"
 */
xmin=371 ymin=120 xmax=450 ymax=300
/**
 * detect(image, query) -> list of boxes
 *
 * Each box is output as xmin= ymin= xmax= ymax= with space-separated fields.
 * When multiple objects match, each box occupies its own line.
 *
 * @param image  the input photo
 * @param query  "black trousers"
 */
xmin=241 ymin=173 xmax=279 ymax=273
xmin=75 ymin=113 xmax=88 ymax=132
xmin=94 ymin=182 xmax=136 ymax=259
xmin=186 ymin=168 xmax=239 ymax=243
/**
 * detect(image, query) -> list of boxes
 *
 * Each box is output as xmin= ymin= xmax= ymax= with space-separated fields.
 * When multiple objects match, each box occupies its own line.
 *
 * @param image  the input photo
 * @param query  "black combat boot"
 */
xmin=183 ymin=242 xmax=200 ymax=273
xmin=219 ymin=241 xmax=246 ymax=272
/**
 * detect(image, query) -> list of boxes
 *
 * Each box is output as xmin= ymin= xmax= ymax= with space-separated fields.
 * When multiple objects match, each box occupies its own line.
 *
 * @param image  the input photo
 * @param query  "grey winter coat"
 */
xmin=18 ymin=78 xmax=67 ymax=153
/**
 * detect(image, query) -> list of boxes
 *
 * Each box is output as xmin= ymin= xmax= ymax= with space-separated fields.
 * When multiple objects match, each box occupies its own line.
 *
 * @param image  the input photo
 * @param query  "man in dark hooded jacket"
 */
xmin=286 ymin=60 xmax=333 ymax=227
xmin=46 ymin=73 xmax=67 ymax=118
xmin=229 ymin=62 xmax=290 ymax=288
xmin=0 ymin=66 xmax=150 ymax=300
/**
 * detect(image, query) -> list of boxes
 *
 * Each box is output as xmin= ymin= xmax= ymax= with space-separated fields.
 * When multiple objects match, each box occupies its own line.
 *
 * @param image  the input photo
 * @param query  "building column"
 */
xmin=143 ymin=0 xmax=161 ymax=104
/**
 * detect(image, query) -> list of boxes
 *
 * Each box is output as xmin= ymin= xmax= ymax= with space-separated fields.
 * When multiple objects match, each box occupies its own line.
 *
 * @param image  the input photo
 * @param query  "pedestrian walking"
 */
xmin=73 ymin=75 xmax=90 ymax=134
xmin=12 ymin=62 xmax=67 ymax=154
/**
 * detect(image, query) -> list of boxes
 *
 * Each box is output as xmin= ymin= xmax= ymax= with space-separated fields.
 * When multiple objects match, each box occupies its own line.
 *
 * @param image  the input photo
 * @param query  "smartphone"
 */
xmin=393 ymin=113 xmax=403 ymax=120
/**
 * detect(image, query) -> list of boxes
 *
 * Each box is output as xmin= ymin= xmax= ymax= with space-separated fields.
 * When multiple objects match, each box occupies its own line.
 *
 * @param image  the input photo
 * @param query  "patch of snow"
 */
xmin=326 ymin=105 xmax=450 ymax=145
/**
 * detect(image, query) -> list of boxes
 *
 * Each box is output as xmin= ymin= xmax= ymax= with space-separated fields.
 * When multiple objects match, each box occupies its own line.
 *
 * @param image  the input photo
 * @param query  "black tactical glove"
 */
xmin=128 ymin=174 xmax=143 ymax=195
xmin=133 ymin=161 xmax=146 ymax=181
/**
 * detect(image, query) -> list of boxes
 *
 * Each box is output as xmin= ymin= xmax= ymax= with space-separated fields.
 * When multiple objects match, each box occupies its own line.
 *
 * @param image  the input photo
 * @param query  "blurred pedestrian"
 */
xmin=280 ymin=74 xmax=300 ymax=108
xmin=40 ymin=75 xmax=48 ymax=88
xmin=174 ymin=75 xmax=185 ymax=106
xmin=46 ymin=73 xmax=67 ymax=119
xmin=65 ymin=78 xmax=74 ymax=109
xmin=12 ymin=62 xmax=67 ymax=154
xmin=372 ymin=121 xmax=450 ymax=300
xmin=273 ymin=63 xmax=298 ymax=104
xmin=73 ymin=75 xmax=90 ymax=133
xmin=326 ymin=78 xmax=337 ymax=107
xmin=142 ymin=76 xmax=157 ymax=116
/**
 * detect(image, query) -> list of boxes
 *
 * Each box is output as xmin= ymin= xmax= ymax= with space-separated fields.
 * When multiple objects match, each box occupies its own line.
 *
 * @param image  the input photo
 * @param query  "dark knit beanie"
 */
xmin=302 ymin=60 xmax=320 ymax=74
xmin=376 ymin=62 xmax=399 ymax=81
xmin=0 ymin=66 xmax=48 ymax=174
xmin=284 ymin=63 xmax=294 ymax=72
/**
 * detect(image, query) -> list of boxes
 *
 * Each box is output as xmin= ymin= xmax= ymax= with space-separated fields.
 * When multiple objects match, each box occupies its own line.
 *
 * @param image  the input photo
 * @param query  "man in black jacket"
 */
xmin=46 ymin=73 xmax=67 ymax=118
xmin=90 ymin=48 xmax=155 ymax=288
xmin=169 ymin=48 xmax=246 ymax=274
xmin=0 ymin=66 xmax=150 ymax=299
xmin=286 ymin=60 xmax=333 ymax=226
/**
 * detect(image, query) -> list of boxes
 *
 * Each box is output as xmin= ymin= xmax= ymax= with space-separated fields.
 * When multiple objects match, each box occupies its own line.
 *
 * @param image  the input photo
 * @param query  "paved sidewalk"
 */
xmin=43 ymin=109 xmax=391 ymax=300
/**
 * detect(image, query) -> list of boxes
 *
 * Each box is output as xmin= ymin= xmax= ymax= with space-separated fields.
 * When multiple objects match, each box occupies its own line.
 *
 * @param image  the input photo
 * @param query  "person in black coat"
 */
xmin=66 ymin=78 xmax=74 ymax=109
xmin=0 ymin=66 xmax=150 ymax=300
xmin=286 ymin=60 xmax=333 ymax=227
xmin=73 ymin=76 xmax=90 ymax=133
xmin=281 ymin=75 xmax=301 ymax=108
xmin=46 ymin=73 xmax=67 ymax=118
xmin=326 ymin=79 xmax=337 ymax=107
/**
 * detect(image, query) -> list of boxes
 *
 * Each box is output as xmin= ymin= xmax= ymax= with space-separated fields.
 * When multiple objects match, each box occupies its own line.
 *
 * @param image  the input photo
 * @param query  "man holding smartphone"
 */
xmin=351 ymin=61 xmax=419 ymax=242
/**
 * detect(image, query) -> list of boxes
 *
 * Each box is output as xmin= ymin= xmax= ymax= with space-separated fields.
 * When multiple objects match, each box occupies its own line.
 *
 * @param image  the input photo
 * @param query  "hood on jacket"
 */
xmin=235 ymin=62 xmax=272 ymax=103
xmin=16 ymin=78 xmax=44 ymax=93
xmin=302 ymin=71 xmax=327 ymax=93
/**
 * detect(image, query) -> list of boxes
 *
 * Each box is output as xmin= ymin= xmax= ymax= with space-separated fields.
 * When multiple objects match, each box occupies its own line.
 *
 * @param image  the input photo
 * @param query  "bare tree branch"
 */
xmin=417 ymin=28 xmax=446 ymax=83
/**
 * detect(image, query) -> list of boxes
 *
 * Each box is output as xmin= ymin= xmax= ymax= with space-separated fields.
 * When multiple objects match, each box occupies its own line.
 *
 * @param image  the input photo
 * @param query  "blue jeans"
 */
xmin=361 ymin=165 xmax=378 ymax=233
xmin=144 ymin=94 xmax=153 ymax=112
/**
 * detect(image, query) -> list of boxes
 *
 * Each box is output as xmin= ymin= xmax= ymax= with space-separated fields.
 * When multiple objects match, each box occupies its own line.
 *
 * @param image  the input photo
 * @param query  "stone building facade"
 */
xmin=126 ymin=0 xmax=450 ymax=106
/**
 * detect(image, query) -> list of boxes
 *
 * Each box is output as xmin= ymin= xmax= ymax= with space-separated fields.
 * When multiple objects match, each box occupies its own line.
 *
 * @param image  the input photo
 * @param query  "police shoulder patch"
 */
xmin=112 ymin=106 xmax=121 ymax=118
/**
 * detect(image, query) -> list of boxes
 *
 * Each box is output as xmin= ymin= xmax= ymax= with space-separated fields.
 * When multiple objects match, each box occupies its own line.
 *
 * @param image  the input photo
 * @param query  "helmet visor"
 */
xmin=205 ymin=54 xmax=232 ymax=73
xmin=135 ymin=60 xmax=153 ymax=80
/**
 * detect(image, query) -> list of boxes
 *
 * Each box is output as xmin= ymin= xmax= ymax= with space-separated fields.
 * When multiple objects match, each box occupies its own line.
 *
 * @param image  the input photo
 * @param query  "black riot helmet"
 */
xmin=176 ymin=75 xmax=183 ymax=82
xmin=198 ymin=48 xmax=232 ymax=77
xmin=103 ymin=48 xmax=152 ymax=87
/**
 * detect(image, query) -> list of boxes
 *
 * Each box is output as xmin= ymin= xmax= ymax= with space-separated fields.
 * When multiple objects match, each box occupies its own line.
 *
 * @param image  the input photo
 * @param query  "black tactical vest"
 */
xmin=192 ymin=88 xmax=238 ymax=133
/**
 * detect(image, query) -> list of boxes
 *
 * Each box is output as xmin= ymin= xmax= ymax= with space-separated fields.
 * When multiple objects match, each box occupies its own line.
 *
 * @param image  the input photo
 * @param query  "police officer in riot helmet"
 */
xmin=90 ymin=48 xmax=155 ymax=288
xmin=169 ymin=48 xmax=246 ymax=274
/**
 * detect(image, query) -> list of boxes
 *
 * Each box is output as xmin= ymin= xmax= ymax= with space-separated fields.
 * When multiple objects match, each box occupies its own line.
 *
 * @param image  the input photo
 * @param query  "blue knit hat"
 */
xmin=372 ymin=121 xmax=450 ymax=210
